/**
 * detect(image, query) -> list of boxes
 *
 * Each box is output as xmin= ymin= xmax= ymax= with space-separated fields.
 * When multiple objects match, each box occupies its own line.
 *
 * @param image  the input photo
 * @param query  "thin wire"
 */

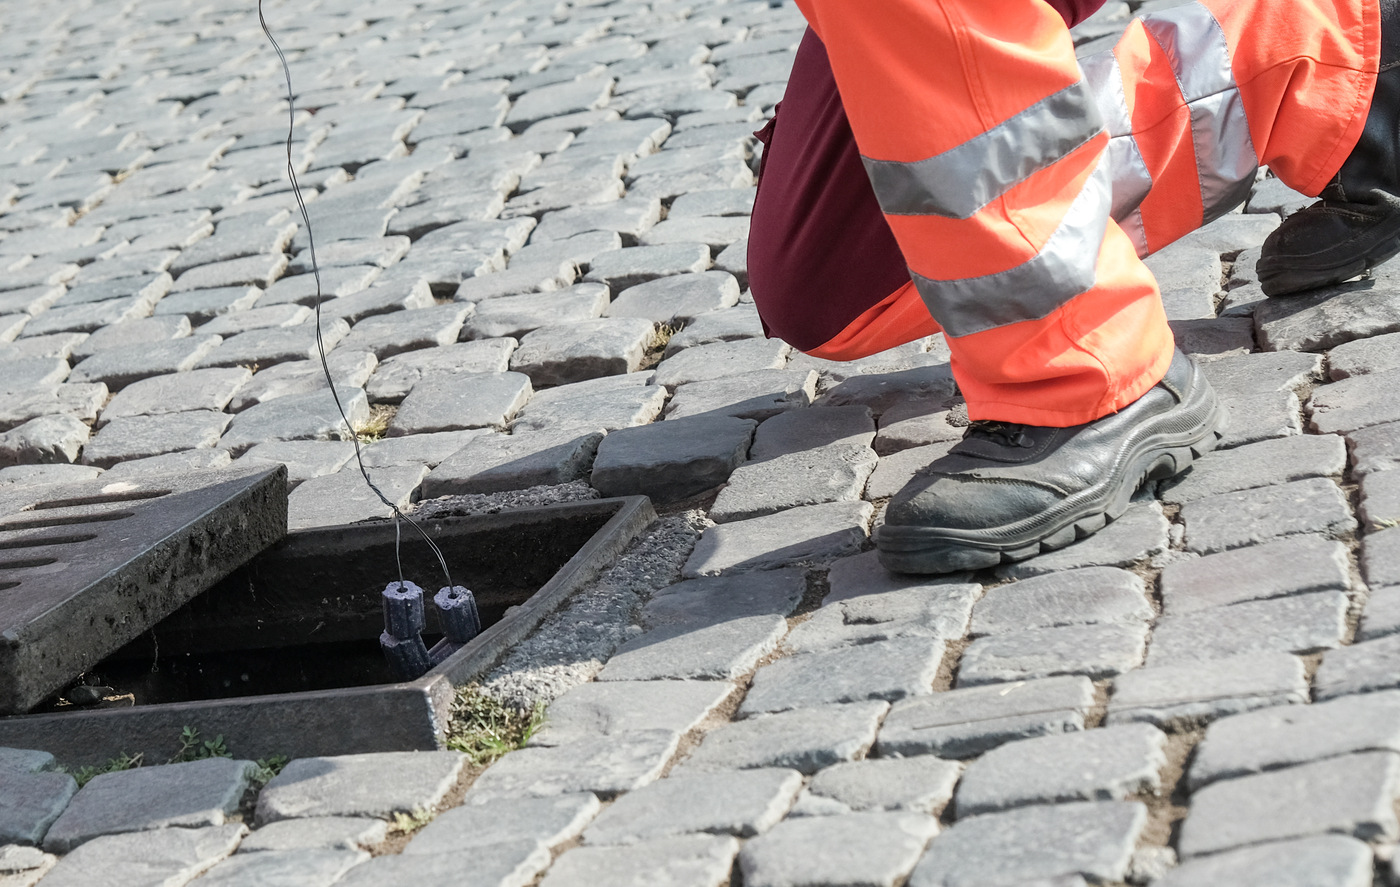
xmin=258 ymin=0 xmax=455 ymax=594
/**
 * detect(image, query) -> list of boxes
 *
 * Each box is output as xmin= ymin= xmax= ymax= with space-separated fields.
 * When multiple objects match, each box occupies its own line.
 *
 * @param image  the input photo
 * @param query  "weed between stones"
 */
xmin=59 ymin=726 xmax=289 ymax=788
xmin=444 ymin=684 xmax=546 ymax=765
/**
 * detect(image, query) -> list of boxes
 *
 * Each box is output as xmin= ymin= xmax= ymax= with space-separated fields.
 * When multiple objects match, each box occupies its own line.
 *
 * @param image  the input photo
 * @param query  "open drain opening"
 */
xmin=36 ymin=502 xmax=623 ymax=708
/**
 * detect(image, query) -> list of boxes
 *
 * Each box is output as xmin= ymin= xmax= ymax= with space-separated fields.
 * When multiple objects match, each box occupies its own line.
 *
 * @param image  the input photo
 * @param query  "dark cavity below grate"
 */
xmin=0 ymin=495 xmax=654 ymax=766
xmin=0 ymin=465 xmax=288 ymax=716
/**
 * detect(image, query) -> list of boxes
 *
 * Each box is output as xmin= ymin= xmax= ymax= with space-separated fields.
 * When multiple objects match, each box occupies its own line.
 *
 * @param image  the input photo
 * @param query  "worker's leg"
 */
xmin=794 ymin=0 xmax=1376 ymax=427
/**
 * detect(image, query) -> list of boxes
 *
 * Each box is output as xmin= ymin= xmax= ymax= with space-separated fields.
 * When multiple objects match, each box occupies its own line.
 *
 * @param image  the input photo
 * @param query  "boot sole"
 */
xmin=874 ymin=367 xmax=1225 ymax=575
xmin=1258 ymin=218 xmax=1400 ymax=297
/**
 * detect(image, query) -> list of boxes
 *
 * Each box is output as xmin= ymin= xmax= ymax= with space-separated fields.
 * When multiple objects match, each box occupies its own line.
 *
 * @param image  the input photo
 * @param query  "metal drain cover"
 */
xmin=0 ymin=465 xmax=287 ymax=714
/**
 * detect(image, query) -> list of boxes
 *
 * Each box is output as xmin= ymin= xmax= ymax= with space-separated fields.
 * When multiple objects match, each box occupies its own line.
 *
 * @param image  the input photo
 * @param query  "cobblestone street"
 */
xmin=2 ymin=0 xmax=1399 ymax=884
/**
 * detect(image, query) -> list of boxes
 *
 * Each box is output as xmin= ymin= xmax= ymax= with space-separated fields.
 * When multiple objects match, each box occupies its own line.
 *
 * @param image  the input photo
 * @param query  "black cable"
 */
xmin=257 ymin=0 xmax=456 ymax=594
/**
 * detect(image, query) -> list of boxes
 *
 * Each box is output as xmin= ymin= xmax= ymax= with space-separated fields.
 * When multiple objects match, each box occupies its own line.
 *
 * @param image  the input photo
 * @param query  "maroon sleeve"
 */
xmin=1044 ymin=0 xmax=1109 ymax=27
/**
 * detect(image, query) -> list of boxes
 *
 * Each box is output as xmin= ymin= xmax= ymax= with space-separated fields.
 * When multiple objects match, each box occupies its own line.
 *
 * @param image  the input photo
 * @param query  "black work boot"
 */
xmin=1257 ymin=0 xmax=1400 ymax=296
xmin=875 ymin=350 xmax=1223 ymax=575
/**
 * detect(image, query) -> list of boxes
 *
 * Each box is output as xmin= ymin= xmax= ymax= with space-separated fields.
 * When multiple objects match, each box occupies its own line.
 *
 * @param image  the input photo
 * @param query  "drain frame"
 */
xmin=0 ymin=495 xmax=655 ymax=765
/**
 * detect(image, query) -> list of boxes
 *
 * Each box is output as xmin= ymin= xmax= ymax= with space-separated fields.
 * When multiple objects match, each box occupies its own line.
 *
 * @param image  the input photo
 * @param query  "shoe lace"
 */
xmin=966 ymin=420 xmax=1036 ymax=448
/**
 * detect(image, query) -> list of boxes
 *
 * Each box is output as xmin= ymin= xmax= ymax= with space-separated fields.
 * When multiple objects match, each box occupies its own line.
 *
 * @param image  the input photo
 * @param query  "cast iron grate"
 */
xmin=0 ymin=465 xmax=287 ymax=715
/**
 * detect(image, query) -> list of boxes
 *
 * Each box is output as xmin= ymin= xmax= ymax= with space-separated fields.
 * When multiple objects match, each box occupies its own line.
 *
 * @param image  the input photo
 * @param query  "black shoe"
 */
xmin=875 ymin=350 xmax=1224 ymax=575
xmin=1258 ymin=0 xmax=1400 ymax=296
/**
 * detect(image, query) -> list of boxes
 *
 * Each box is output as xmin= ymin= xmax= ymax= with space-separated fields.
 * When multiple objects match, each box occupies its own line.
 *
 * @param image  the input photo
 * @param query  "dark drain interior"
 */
xmin=40 ymin=504 xmax=617 ymax=709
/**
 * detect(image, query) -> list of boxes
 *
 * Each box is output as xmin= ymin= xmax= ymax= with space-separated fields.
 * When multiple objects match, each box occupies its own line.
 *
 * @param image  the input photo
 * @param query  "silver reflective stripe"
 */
xmin=1141 ymin=2 xmax=1259 ymax=220
xmin=1081 ymin=48 xmax=1154 ymax=243
xmin=911 ymin=156 xmax=1113 ymax=338
xmin=861 ymin=81 xmax=1104 ymax=220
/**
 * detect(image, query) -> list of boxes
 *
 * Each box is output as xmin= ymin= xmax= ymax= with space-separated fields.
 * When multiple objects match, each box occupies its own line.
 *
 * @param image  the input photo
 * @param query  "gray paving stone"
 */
xmin=510 ymin=318 xmax=657 ymax=386
xmin=710 ymin=442 xmax=875 ymax=523
xmin=0 ymin=414 xmax=89 ymax=468
xmin=1160 ymin=535 xmax=1351 ymax=614
xmin=585 ymin=768 xmax=802 ymax=845
xmin=366 ymin=340 xmax=517 ymax=403
xmin=0 ymin=749 xmax=56 ymax=775
xmin=530 ymin=196 xmax=663 ymax=243
xmin=0 ymin=844 xmax=53 ymax=883
xmin=1327 ymin=330 xmax=1400 ymax=379
xmin=228 ymin=351 xmax=377 ymax=413
xmin=747 ymin=406 xmax=875 ymax=462
xmin=255 ymin=751 xmax=466 ymax=826
xmin=198 ymin=318 xmax=351 ymax=370
xmin=1309 ymin=367 xmax=1400 ymax=434
xmin=219 ymin=388 xmax=369 ymax=455
xmin=1191 ymin=689 xmax=1400 ymax=791
xmin=0 ymin=464 xmax=101 ymax=487
xmin=508 ymin=230 xmax=624 ymax=272
xmin=786 ymin=576 xmax=977 ymax=655
xmin=530 ymin=681 xmax=734 ymax=748
xmin=639 ymin=216 xmax=750 ymax=252
xmin=1148 ymin=591 xmax=1349 ymax=665
xmin=238 ymin=440 xmax=357 ymax=487
xmin=541 ymin=834 xmax=738 ymax=887
xmin=1247 ymin=174 xmax=1313 ymax=214
xmin=1315 ymin=631 xmax=1400 ymax=699
xmin=907 ymin=801 xmax=1146 ymax=887
xmin=1255 ymin=278 xmax=1400 ymax=352
xmin=995 ymin=501 xmax=1170 ymax=578
xmin=741 ymin=639 xmax=944 ymax=716
xmin=405 ymin=794 xmax=599 ymax=855
xmin=389 ymin=372 xmax=532 ymax=435
xmin=1359 ymin=467 xmax=1400 ymax=528
xmin=860 ymin=445 xmax=962 ymax=502
xmin=312 ymin=279 xmax=433 ymax=324
xmin=170 ymin=253 xmax=288 ymax=291
xmin=604 ymin=271 xmax=739 ymax=326
xmin=287 ymin=238 xmax=409 ymax=276
xmin=421 ymin=429 xmax=604 ymax=495
xmin=1360 ymin=585 xmax=1400 ymax=641
xmin=665 ymin=369 xmax=817 ymax=422
xmin=99 ymin=367 xmax=250 ymax=422
xmin=512 ymin=373 xmax=666 ymax=435
xmin=669 ymin=189 xmax=755 ymax=218
xmin=1179 ymin=751 xmax=1400 ymax=858
xmin=817 ymin=365 xmax=958 ymax=417
xmin=739 ymin=812 xmax=938 ymax=887
xmin=238 ymin=817 xmax=388 ymax=853
xmin=357 ymin=431 xmax=486 ymax=470
xmin=957 ymin=622 xmax=1147 ymax=687
xmin=69 ymin=315 xmax=188 ymax=360
xmin=464 ymin=731 xmax=678 ymax=805
xmin=288 ymin=464 xmax=428 ymax=530
xmin=874 ymin=398 xmax=966 ymax=455
xmin=21 ymin=297 xmax=158 ymax=339
xmin=1160 ymin=433 xmax=1346 ymax=504
xmin=683 ymin=501 xmax=873 ymax=577
xmin=797 ymin=757 xmax=961 ymax=817
xmin=1156 ymin=835 xmax=1373 ymax=887
xmin=954 ymin=724 xmax=1167 ymax=817
xmin=69 ymin=335 xmax=223 ymax=389
xmin=197 ymin=304 xmax=310 ymax=337
xmin=1364 ymin=526 xmax=1400 ymax=587
xmin=0 ymin=358 xmax=68 ymax=390
xmin=0 ymin=383 xmax=104 ymax=433
xmin=971 ymin=567 xmax=1150 ymax=635
xmin=0 ymin=333 xmax=88 ymax=362
xmin=876 ymin=675 xmax=1095 ymax=760
xmin=45 ymin=758 xmax=254 ymax=853
xmin=663 ymin=303 xmax=763 ymax=359
xmin=0 ymin=770 xmax=76 ymax=846
xmin=1181 ymin=477 xmax=1355 ymax=554
xmin=1347 ymin=420 xmax=1400 ymax=476
xmin=653 ymin=337 xmax=789 ymax=388
xmin=152 ymin=285 xmax=262 ymax=324
xmin=462 ymin=282 xmax=609 ymax=340
xmin=597 ymin=569 xmax=805 ymax=682
xmin=333 ymin=841 xmax=551 ymax=887
xmin=506 ymin=77 xmax=614 ymax=129
xmin=682 ymin=702 xmax=888 ymax=775
xmin=1113 ymin=642 xmax=1307 ymax=723
xmin=591 ymin=414 xmax=754 ymax=502
xmin=334 ymin=304 xmax=474 ymax=360
xmin=1217 ymin=388 xmax=1303 ymax=448
xmin=80 ymin=410 xmax=230 ymax=468
xmin=101 ymin=448 xmax=234 ymax=482
xmin=1170 ymin=315 xmax=1255 ymax=360
xmin=195 ymin=848 xmax=368 ymax=887
xmin=35 ymin=824 xmax=245 ymax=887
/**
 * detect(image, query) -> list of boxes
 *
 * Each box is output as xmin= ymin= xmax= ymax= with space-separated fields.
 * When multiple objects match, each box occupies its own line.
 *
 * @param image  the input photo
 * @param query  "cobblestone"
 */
xmin=463 ymin=731 xmax=678 ymax=805
xmin=256 ymin=752 xmax=465 ymax=825
xmin=1147 ymin=591 xmax=1349 ymax=665
xmin=510 ymin=318 xmax=657 ymax=386
xmin=584 ymin=768 xmax=801 ymax=844
xmin=970 ymin=567 xmax=1150 ymax=635
xmin=997 ymin=501 xmax=1170 ymax=578
xmin=1160 ymin=433 xmax=1346 ymax=504
xmin=422 ymin=429 xmax=604 ymax=495
xmin=1159 ymin=535 xmax=1351 ymax=613
xmin=681 ymin=702 xmax=888 ymax=775
xmin=237 ymin=817 xmax=387 ymax=853
xmin=665 ymin=369 xmax=817 ymax=422
xmin=739 ymin=812 xmax=938 ymax=887
xmin=1178 ymin=752 xmax=1400 ymax=857
xmin=34 ymin=825 xmax=245 ymax=887
xmin=542 ymin=835 xmax=738 ymax=887
xmin=877 ymin=676 xmax=1095 ymax=760
xmin=710 ymin=441 xmax=875 ymax=522
xmin=529 ymin=681 xmax=734 ymax=747
xmin=1180 ymin=478 xmax=1355 ymax=554
xmin=0 ymin=770 xmax=76 ymax=846
xmin=1314 ymin=633 xmax=1400 ymax=700
xmin=405 ymin=794 xmax=599 ymax=855
xmin=741 ymin=639 xmax=945 ymax=715
xmin=683 ymin=501 xmax=873 ymax=577
xmin=1156 ymin=835 xmax=1373 ymax=887
xmin=1106 ymin=653 xmax=1308 ymax=729
xmin=604 ymin=271 xmax=739 ymax=325
xmin=795 ymin=756 xmax=960 ymax=818
xmin=958 ymin=622 xmax=1148 ymax=687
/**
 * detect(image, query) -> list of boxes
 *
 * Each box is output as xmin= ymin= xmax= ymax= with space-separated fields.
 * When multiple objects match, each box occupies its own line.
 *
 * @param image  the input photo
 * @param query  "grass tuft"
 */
xmin=443 ymin=684 xmax=545 ymax=766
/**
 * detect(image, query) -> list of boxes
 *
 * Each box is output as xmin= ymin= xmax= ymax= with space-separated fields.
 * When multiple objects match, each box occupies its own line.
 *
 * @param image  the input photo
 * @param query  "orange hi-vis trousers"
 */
xmin=772 ymin=0 xmax=1378 ymax=426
